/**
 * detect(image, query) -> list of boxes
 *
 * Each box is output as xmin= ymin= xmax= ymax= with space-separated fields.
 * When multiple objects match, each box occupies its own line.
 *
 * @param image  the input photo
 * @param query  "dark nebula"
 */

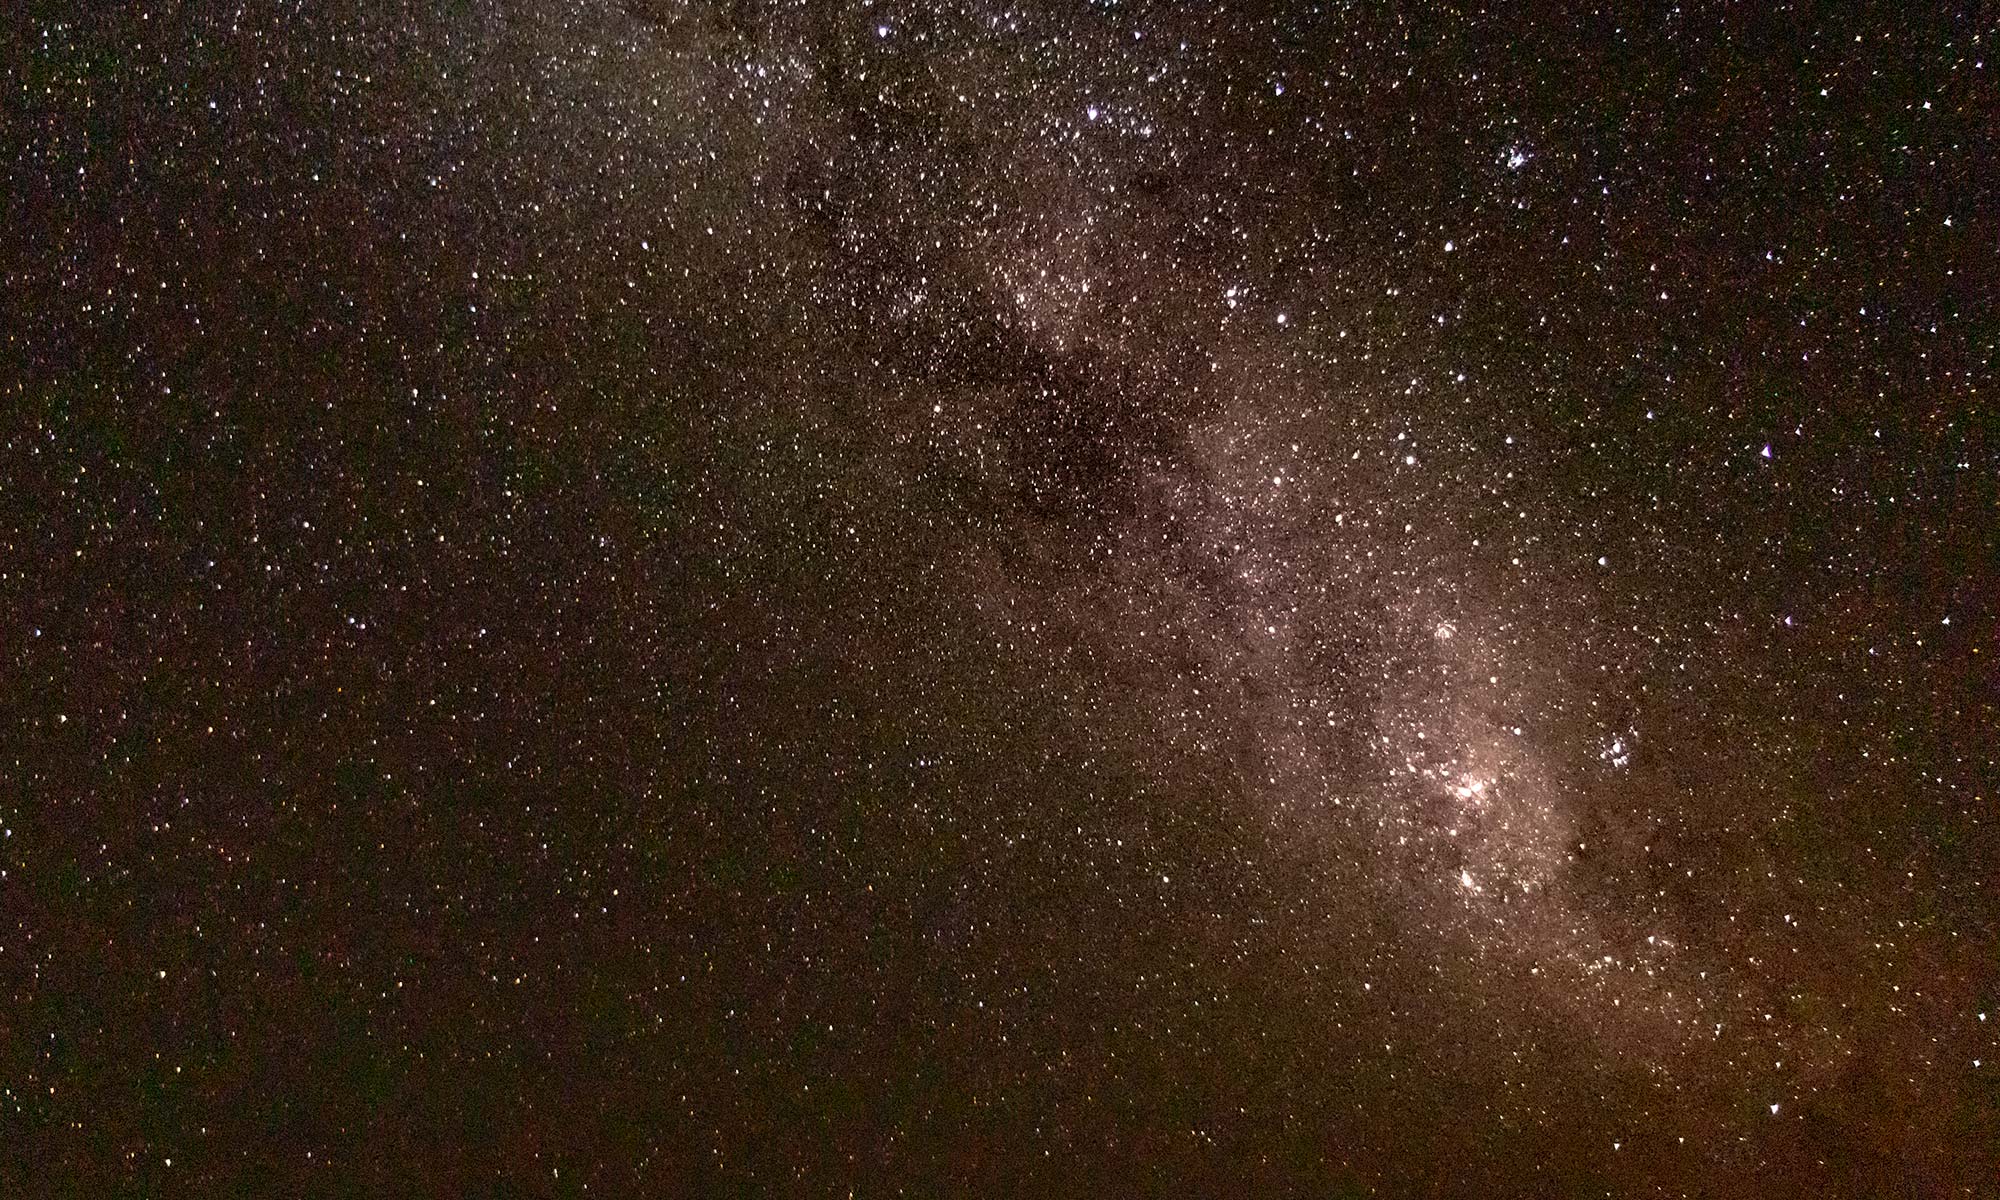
xmin=4 ymin=2 xmax=1996 ymax=1195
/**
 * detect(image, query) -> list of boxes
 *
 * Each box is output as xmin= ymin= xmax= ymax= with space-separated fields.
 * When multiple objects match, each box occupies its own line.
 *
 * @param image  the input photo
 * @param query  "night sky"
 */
xmin=5 ymin=2 xmax=1998 ymax=1195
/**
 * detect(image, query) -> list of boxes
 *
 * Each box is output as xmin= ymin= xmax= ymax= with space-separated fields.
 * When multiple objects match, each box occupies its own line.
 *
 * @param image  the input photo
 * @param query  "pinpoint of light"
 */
xmin=1770 ymin=1103 xmax=1780 ymax=1115
xmin=1459 ymin=869 xmax=1475 ymax=890
xmin=1761 ymin=444 xmax=1772 ymax=459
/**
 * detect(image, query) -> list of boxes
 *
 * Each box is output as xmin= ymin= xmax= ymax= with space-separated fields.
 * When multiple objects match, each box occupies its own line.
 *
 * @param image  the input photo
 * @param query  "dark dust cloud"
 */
xmin=4 ymin=2 xmax=1997 ymax=1195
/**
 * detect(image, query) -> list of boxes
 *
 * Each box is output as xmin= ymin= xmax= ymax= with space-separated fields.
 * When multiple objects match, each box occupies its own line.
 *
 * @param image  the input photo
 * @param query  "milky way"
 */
xmin=5 ymin=2 xmax=1996 ymax=1195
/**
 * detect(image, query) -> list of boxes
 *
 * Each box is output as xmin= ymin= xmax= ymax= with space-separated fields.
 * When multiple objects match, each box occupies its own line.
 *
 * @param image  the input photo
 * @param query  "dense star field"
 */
xmin=4 ymin=2 xmax=1997 ymax=1195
